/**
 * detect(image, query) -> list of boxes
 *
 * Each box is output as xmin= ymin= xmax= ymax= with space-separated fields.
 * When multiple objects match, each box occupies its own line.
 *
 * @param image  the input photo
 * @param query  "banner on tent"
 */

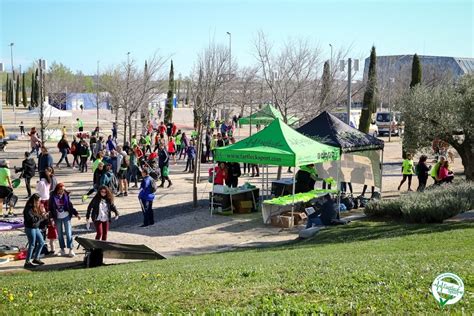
xmin=316 ymin=151 xmax=381 ymax=188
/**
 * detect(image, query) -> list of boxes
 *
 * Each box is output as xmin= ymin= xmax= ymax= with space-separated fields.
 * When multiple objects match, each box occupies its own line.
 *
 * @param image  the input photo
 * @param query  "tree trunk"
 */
xmin=452 ymin=138 xmax=474 ymax=181
xmin=122 ymin=110 xmax=127 ymax=145
xmin=193 ymin=121 xmax=205 ymax=208
xmin=128 ymin=115 xmax=132 ymax=145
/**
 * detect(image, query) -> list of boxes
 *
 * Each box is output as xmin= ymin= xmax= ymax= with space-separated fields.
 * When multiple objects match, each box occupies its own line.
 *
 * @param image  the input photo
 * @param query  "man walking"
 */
xmin=76 ymin=118 xmax=84 ymax=132
xmin=15 ymin=152 xmax=36 ymax=198
xmin=138 ymin=168 xmax=155 ymax=227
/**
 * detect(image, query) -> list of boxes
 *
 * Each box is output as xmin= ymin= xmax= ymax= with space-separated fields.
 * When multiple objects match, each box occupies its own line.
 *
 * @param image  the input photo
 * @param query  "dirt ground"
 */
xmin=0 ymin=107 xmax=465 ymax=272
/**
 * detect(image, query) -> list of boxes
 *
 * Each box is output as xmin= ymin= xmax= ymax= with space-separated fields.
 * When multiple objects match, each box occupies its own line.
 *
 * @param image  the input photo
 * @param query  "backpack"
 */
xmin=415 ymin=163 xmax=420 ymax=176
xmin=70 ymin=143 xmax=77 ymax=154
xmin=341 ymin=194 xmax=354 ymax=211
xmin=149 ymin=178 xmax=157 ymax=193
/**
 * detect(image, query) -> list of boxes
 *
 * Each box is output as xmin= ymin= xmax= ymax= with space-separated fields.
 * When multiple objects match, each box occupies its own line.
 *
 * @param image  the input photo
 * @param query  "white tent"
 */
xmin=17 ymin=103 xmax=72 ymax=118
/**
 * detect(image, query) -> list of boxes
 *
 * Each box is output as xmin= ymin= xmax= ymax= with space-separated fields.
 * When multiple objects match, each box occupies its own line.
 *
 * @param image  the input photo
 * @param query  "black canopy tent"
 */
xmin=297 ymin=111 xmax=384 ymax=153
xmin=297 ymin=111 xmax=385 ymax=193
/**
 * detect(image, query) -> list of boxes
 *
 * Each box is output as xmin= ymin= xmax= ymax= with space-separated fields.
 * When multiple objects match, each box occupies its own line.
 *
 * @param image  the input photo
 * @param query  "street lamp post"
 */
xmin=96 ymin=60 xmax=100 ymax=129
xmin=9 ymin=43 xmax=16 ymax=118
xmin=226 ymin=31 xmax=231 ymax=121
xmin=329 ymin=43 xmax=333 ymax=70
xmin=388 ymin=77 xmax=395 ymax=142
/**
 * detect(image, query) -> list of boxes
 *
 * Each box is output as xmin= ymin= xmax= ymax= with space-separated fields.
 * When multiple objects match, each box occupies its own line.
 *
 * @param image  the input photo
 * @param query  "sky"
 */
xmin=0 ymin=0 xmax=472 ymax=76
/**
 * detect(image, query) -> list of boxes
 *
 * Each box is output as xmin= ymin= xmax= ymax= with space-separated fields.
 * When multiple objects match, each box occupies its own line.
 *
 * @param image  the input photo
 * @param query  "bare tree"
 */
xmin=189 ymin=42 xmax=230 ymax=207
xmin=233 ymin=66 xmax=260 ymax=117
xmin=254 ymin=31 xmax=323 ymax=123
xmin=101 ymin=54 xmax=167 ymax=144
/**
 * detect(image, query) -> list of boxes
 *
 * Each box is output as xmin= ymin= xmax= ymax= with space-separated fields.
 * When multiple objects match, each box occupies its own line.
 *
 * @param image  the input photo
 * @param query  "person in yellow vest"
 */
xmin=398 ymin=153 xmax=415 ymax=191
xmin=0 ymin=125 xmax=6 ymax=139
xmin=76 ymin=118 xmax=84 ymax=132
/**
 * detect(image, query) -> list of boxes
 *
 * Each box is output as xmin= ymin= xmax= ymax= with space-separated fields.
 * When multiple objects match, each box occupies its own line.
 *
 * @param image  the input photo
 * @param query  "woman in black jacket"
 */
xmin=15 ymin=151 xmax=36 ymax=197
xmin=86 ymin=186 xmax=119 ymax=241
xmin=23 ymin=194 xmax=47 ymax=268
xmin=416 ymin=155 xmax=431 ymax=192
xmin=56 ymin=135 xmax=71 ymax=168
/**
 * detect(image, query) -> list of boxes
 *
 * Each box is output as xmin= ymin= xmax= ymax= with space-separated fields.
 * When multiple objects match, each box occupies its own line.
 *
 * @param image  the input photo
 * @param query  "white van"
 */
xmin=375 ymin=111 xmax=402 ymax=136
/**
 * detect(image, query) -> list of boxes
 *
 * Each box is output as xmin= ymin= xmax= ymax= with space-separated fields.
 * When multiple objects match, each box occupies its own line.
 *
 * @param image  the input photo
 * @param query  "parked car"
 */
xmin=375 ymin=111 xmax=402 ymax=136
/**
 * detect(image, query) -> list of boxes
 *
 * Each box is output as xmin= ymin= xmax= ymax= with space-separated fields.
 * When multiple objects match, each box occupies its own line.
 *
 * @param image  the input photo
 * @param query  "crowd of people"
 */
xmin=0 ymin=113 xmax=248 ymax=268
xmin=0 ymin=110 xmax=460 ymax=269
xmin=398 ymin=153 xmax=454 ymax=192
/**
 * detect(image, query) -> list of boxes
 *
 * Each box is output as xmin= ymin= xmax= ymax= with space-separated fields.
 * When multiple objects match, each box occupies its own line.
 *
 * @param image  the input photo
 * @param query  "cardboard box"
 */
xmin=281 ymin=211 xmax=308 ymax=225
xmin=270 ymin=215 xmax=294 ymax=228
xmin=235 ymin=200 xmax=253 ymax=213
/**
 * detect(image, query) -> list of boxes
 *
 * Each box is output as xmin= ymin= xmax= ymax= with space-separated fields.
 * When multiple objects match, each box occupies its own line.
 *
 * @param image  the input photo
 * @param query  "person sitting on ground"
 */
xmin=436 ymin=161 xmax=454 ymax=184
xmin=306 ymin=194 xmax=337 ymax=228
xmin=86 ymin=185 xmax=119 ymax=241
xmin=295 ymin=164 xmax=317 ymax=193
xmin=430 ymin=156 xmax=446 ymax=185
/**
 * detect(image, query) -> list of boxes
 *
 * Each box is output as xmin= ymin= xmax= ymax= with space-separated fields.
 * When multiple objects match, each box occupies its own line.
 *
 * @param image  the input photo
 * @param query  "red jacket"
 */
xmin=172 ymin=124 xmax=177 ymax=136
xmin=213 ymin=166 xmax=227 ymax=185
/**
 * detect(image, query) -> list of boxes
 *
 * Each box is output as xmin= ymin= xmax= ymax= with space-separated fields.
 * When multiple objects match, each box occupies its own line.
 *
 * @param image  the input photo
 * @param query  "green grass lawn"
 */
xmin=1 ymin=220 xmax=473 ymax=314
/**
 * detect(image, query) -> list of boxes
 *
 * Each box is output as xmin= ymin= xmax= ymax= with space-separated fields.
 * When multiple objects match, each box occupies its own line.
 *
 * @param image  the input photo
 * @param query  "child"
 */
xmin=398 ymin=153 xmax=415 ymax=191
xmin=168 ymin=137 xmax=177 ymax=165
xmin=184 ymin=141 xmax=196 ymax=173
xmin=19 ymin=121 xmax=25 ymax=135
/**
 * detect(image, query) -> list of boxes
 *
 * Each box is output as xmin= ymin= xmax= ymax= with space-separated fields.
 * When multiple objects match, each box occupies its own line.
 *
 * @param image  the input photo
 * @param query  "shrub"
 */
xmin=364 ymin=181 xmax=474 ymax=223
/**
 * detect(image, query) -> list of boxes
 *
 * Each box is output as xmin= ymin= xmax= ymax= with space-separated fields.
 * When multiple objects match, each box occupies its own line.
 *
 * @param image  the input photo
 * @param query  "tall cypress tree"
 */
xmin=5 ymin=74 xmax=9 ymax=106
xmin=403 ymin=53 xmax=423 ymax=158
xmin=32 ymin=69 xmax=40 ymax=107
xmin=22 ymin=72 xmax=27 ymax=107
xmin=164 ymin=60 xmax=174 ymax=124
xmin=9 ymin=77 xmax=14 ymax=106
xmin=30 ymin=71 xmax=36 ymax=107
xmin=319 ymin=60 xmax=331 ymax=108
xmin=359 ymin=46 xmax=377 ymax=133
xmin=410 ymin=54 xmax=422 ymax=88
xmin=15 ymin=73 xmax=20 ymax=107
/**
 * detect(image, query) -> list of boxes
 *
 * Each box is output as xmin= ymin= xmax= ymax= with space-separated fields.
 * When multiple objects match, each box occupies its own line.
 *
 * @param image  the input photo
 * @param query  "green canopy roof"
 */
xmin=239 ymin=104 xmax=298 ymax=126
xmin=215 ymin=119 xmax=340 ymax=167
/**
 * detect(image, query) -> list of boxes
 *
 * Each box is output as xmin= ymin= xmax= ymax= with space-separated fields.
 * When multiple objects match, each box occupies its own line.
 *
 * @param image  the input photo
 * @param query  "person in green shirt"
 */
xmin=76 ymin=118 xmax=84 ymax=132
xmin=0 ymin=160 xmax=13 ymax=217
xmin=92 ymin=153 xmax=103 ymax=173
xmin=398 ymin=153 xmax=415 ymax=191
xmin=144 ymin=134 xmax=152 ymax=153
xmin=430 ymin=156 xmax=446 ymax=185
xmin=131 ymin=135 xmax=138 ymax=148
xmin=175 ymin=131 xmax=182 ymax=153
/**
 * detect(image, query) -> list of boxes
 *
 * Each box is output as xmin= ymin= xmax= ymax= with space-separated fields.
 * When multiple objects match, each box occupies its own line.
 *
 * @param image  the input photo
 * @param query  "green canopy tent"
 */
xmin=239 ymin=104 xmax=299 ymax=126
xmin=214 ymin=119 xmax=341 ymax=220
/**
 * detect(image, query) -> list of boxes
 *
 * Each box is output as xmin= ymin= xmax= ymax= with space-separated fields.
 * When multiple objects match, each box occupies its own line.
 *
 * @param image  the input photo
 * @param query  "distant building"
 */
xmin=49 ymin=92 xmax=111 ymax=110
xmin=363 ymin=55 xmax=474 ymax=84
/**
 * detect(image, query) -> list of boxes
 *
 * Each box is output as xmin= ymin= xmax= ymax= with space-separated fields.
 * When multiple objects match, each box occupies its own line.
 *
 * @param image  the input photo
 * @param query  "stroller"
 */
xmin=0 ymin=140 xmax=7 ymax=152
xmin=2 ymin=179 xmax=20 ymax=217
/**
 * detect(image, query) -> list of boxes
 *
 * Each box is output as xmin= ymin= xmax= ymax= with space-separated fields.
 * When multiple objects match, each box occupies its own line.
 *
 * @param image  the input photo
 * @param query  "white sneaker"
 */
xmin=60 ymin=249 xmax=66 ymax=256
xmin=68 ymin=249 xmax=76 ymax=257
